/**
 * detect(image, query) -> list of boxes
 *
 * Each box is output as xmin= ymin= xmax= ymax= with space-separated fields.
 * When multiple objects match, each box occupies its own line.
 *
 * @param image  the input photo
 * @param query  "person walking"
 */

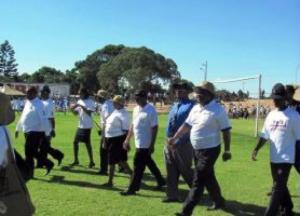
xmin=252 ymin=83 xmax=300 ymax=216
xmin=162 ymin=81 xmax=195 ymax=203
xmin=70 ymin=88 xmax=95 ymax=168
xmin=15 ymin=87 xmax=54 ymax=177
xmin=38 ymin=85 xmax=64 ymax=167
xmin=95 ymin=90 xmax=114 ymax=175
xmin=168 ymin=82 xmax=232 ymax=216
xmin=102 ymin=95 xmax=132 ymax=187
xmin=120 ymin=90 xmax=166 ymax=196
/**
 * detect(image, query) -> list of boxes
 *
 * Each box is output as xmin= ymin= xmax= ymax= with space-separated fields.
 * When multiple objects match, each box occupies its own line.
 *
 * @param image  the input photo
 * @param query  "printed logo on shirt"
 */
xmin=270 ymin=120 xmax=287 ymax=132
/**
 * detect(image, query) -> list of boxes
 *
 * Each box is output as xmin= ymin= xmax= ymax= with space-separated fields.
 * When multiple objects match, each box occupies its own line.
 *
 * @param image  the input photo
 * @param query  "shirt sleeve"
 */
xmin=150 ymin=107 xmax=158 ymax=127
xmin=292 ymin=113 xmax=300 ymax=140
xmin=37 ymin=103 xmax=48 ymax=132
xmin=48 ymin=101 xmax=55 ymax=118
xmin=216 ymin=108 xmax=231 ymax=131
xmin=120 ymin=112 xmax=130 ymax=131
xmin=260 ymin=114 xmax=270 ymax=140
xmin=185 ymin=107 xmax=195 ymax=126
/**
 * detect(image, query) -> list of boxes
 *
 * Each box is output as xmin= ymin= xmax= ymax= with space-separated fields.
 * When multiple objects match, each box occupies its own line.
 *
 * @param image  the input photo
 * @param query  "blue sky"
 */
xmin=1 ymin=0 xmax=299 ymax=95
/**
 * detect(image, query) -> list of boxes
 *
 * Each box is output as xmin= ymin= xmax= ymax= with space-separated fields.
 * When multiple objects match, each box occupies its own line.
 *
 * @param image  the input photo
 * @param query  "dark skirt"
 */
xmin=74 ymin=128 xmax=91 ymax=143
xmin=106 ymin=134 xmax=128 ymax=165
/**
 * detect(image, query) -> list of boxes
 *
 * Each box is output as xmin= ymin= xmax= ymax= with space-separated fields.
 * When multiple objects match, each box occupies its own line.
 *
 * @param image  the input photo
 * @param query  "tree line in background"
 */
xmin=0 ymin=41 xmax=180 ymax=95
xmin=0 ymin=40 xmax=267 ymax=100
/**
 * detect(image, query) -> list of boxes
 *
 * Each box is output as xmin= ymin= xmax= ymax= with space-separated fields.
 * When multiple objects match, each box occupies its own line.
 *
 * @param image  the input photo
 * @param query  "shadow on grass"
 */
xmin=59 ymin=165 xmax=99 ymax=175
xmin=221 ymin=200 xmax=266 ymax=216
xmin=33 ymin=175 xmax=122 ymax=192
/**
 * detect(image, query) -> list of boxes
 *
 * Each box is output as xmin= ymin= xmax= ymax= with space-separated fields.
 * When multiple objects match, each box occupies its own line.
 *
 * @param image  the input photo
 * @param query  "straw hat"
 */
xmin=0 ymin=92 xmax=15 ymax=125
xmin=194 ymin=81 xmax=215 ymax=96
xmin=293 ymin=87 xmax=300 ymax=102
xmin=112 ymin=95 xmax=125 ymax=106
xmin=96 ymin=89 xmax=108 ymax=99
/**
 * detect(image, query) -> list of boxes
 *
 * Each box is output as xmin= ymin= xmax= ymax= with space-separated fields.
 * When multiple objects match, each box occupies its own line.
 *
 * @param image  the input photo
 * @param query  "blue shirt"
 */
xmin=166 ymin=99 xmax=195 ymax=144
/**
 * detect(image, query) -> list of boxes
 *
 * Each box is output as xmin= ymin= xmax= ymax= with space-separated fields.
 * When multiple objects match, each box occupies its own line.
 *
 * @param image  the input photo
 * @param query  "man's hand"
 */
xmin=222 ymin=151 xmax=232 ymax=161
xmin=251 ymin=150 xmax=258 ymax=161
xmin=167 ymin=137 xmax=177 ymax=150
xmin=50 ymin=130 xmax=56 ymax=138
xmin=15 ymin=131 xmax=19 ymax=139
xmin=123 ymin=140 xmax=130 ymax=151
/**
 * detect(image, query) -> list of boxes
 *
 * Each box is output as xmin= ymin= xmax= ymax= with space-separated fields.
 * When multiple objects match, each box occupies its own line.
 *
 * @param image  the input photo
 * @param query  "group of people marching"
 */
xmin=0 ymin=80 xmax=300 ymax=216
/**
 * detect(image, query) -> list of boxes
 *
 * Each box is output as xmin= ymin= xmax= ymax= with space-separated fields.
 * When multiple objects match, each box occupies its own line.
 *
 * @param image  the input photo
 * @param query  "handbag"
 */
xmin=0 ymin=128 xmax=35 ymax=216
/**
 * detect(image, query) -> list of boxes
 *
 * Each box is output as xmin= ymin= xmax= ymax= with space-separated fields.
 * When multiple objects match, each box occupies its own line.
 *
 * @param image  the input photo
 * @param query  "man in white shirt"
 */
xmin=15 ymin=87 xmax=54 ymax=177
xmin=70 ymin=88 xmax=95 ymax=168
xmin=121 ymin=90 xmax=165 ymax=196
xmin=252 ymin=83 xmax=300 ymax=216
xmin=169 ymin=82 xmax=232 ymax=216
xmin=38 ymin=86 xmax=64 ymax=167
xmin=95 ymin=89 xmax=114 ymax=175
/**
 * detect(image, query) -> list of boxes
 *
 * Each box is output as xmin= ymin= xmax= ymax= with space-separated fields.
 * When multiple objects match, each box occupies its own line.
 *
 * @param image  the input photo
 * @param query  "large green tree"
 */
xmin=0 ymin=40 xmax=18 ymax=79
xmin=74 ymin=44 xmax=125 ymax=92
xmin=97 ymin=46 xmax=180 ymax=93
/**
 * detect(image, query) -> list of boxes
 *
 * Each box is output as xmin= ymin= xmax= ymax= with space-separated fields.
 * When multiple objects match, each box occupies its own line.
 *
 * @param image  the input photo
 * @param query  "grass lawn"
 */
xmin=7 ymin=112 xmax=300 ymax=216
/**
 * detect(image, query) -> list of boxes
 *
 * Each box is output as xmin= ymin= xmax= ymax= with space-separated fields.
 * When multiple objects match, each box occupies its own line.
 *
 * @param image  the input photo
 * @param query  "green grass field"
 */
xmin=7 ymin=113 xmax=300 ymax=216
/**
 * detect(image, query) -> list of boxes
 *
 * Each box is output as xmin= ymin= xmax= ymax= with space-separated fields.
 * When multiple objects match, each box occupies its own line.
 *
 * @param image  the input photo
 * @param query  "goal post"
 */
xmin=211 ymin=74 xmax=262 ymax=137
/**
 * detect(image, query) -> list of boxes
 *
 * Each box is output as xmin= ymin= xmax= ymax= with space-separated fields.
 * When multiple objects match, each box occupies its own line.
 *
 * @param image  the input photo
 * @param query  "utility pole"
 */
xmin=200 ymin=61 xmax=208 ymax=81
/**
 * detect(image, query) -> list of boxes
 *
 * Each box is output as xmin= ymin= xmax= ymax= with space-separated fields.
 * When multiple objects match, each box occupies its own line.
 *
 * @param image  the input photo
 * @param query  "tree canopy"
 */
xmin=0 ymin=40 xmax=18 ymax=81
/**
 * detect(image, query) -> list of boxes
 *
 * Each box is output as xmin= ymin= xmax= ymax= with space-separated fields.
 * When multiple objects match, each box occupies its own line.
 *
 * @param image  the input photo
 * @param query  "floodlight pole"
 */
xmin=255 ymin=74 xmax=262 ymax=137
xmin=204 ymin=61 xmax=208 ymax=81
xmin=200 ymin=61 xmax=208 ymax=81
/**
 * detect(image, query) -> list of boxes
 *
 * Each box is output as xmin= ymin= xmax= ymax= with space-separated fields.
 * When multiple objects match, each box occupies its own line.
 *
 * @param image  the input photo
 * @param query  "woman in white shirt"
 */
xmin=103 ymin=95 xmax=132 ymax=187
xmin=70 ymin=88 xmax=95 ymax=168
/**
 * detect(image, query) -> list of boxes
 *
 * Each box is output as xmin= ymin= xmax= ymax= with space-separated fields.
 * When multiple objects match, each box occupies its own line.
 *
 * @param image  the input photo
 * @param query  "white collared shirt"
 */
xmin=105 ymin=108 xmax=130 ymax=138
xmin=75 ymin=98 xmax=95 ymax=129
xmin=16 ymin=97 xmax=48 ymax=133
xmin=132 ymin=103 xmax=158 ymax=149
xmin=42 ymin=98 xmax=55 ymax=136
xmin=261 ymin=107 xmax=300 ymax=163
xmin=185 ymin=100 xmax=231 ymax=150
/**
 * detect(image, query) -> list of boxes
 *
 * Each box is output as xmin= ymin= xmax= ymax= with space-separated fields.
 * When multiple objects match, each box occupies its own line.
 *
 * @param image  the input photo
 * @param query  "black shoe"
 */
xmin=175 ymin=213 xmax=189 ymax=216
xmin=97 ymin=170 xmax=108 ymax=176
xmin=120 ymin=190 xmax=136 ymax=196
xmin=57 ymin=153 xmax=64 ymax=166
xmin=154 ymin=181 xmax=166 ymax=190
xmin=207 ymin=201 xmax=226 ymax=211
xmin=70 ymin=161 xmax=79 ymax=166
xmin=162 ymin=197 xmax=181 ymax=203
xmin=45 ymin=162 xmax=54 ymax=175
xmin=89 ymin=162 xmax=95 ymax=168
xmin=102 ymin=182 xmax=113 ymax=187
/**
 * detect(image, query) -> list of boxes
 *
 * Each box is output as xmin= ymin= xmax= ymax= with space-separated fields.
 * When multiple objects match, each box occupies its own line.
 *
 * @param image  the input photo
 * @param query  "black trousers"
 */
xmin=24 ymin=132 xmax=52 ymax=177
xmin=265 ymin=163 xmax=293 ymax=216
xmin=38 ymin=136 xmax=63 ymax=165
xmin=100 ymin=137 xmax=108 ymax=172
xmin=128 ymin=148 xmax=165 ymax=192
xmin=182 ymin=145 xmax=223 ymax=215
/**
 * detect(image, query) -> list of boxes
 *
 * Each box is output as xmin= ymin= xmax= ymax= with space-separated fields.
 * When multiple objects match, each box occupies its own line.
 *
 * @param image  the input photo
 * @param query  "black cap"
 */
xmin=134 ymin=90 xmax=147 ymax=97
xmin=172 ymin=80 xmax=193 ymax=92
xmin=271 ymin=83 xmax=286 ymax=99
xmin=41 ymin=85 xmax=51 ymax=93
